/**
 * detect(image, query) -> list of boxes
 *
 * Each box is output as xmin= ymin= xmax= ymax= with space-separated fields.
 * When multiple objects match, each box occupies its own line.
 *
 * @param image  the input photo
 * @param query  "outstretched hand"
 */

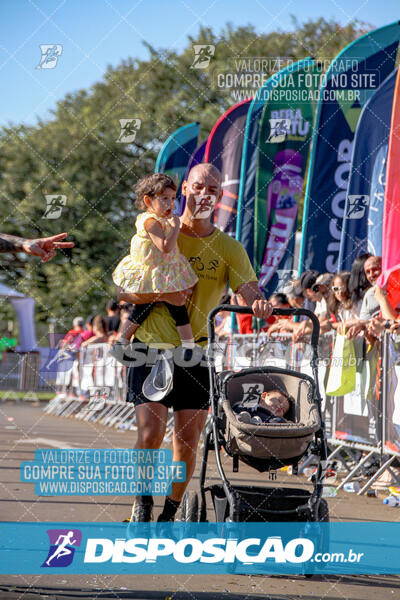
xmin=22 ymin=232 xmax=74 ymax=263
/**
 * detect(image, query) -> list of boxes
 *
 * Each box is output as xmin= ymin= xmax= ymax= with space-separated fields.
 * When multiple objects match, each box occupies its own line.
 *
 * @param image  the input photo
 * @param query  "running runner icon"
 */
xmin=42 ymin=529 xmax=82 ymax=568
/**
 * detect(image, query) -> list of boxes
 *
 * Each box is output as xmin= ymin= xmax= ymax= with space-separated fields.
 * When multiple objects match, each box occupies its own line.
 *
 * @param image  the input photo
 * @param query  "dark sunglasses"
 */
xmin=332 ymin=285 xmax=346 ymax=292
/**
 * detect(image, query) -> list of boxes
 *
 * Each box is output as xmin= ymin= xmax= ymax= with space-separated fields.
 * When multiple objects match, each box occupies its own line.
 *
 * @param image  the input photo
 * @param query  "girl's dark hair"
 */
xmin=327 ymin=271 xmax=351 ymax=315
xmin=270 ymin=293 xmax=289 ymax=305
xmin=92 ymin=315 xmax=108 ymax=335
xmin=348 ymin=253 xmax=372 ymax=304
xmin=106 ymin=299 xmax=120 ymax=312
xmin=134 ymin=173 xmax=177 ymax=211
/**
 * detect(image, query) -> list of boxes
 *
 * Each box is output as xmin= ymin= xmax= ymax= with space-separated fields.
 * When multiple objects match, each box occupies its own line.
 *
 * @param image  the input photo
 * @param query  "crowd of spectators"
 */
xmin=59 ymin=300 xmax=132 ymax=353
xmin=232 ymin=254 xmax=400 ymax=344
xmin=59 ymin=253 xmax=399 ymax=352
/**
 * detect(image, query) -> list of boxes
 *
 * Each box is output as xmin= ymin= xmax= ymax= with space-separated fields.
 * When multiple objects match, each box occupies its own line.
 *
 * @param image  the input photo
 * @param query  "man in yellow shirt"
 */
xmin=119 ymin=163 xmax=273 ymax=523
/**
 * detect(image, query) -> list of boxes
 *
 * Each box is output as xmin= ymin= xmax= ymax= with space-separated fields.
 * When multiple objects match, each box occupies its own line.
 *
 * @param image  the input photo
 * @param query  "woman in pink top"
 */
xmin=81 ymin=316 xmax=108 ymax=348
xmin=71 ymin=316 xmax=94 ymax=350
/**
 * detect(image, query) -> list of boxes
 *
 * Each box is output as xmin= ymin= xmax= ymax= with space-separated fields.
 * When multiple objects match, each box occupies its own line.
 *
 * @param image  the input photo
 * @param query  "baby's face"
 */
xmin=261 ymin=391 xmax=289 ymax=417
xmin=149 ymin=188 xmax=176 ymax=218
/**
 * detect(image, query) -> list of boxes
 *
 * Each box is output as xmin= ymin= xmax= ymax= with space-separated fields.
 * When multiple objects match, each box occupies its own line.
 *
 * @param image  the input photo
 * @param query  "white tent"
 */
xmin=0 ymin=283 xmax=38 ymax=351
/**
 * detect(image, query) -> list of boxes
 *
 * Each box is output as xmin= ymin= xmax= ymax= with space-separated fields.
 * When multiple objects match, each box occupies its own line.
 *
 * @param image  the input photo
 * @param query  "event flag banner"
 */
xmin=299 ymin=22 xmax=400 ymax=274
xmin=339 ymin=68 xmax=397 ymax=270
xmin=256 ymin=61 xmax=322 ymax=291
xmin=236 ymin=58 xmax=314 ymax=262
xmin=178 ymin=139 xmax=206 ymax=215
xmin=204 ymin=98 xmax=252 ymax=236
xmin=155 ymin=122 xmax=200 ymax=212
xmin=376 ymin=68 xmax=400 ymax=311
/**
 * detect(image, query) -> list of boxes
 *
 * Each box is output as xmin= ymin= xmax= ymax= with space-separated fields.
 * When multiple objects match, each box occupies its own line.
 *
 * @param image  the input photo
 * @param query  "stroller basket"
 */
xmin=219 ymin=368 xmax=320 ymax=464
xmin=209 ymin=484 xmax=313 ymax=522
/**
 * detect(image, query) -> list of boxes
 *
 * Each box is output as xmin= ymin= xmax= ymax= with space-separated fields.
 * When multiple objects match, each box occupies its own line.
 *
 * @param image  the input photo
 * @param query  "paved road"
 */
xmin=0 ymin=400 xmax=399 ymax=599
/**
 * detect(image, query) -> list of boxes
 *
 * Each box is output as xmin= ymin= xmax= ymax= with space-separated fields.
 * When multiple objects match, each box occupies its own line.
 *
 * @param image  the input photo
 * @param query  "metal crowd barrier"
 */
xmin=0 ymin=348 xmax=66 ymax=396
xmin=44 ymin=343 xmax=133 ymax=429
xmin=225 ymin=330 xmax=400 ymax=494
xmin=43 ymin=343 xmax=180 ymax=440
xmin=0 ymin=351 xmax=46 ymax=392
xmin=6 ymin=331 xmax=400 ymax=493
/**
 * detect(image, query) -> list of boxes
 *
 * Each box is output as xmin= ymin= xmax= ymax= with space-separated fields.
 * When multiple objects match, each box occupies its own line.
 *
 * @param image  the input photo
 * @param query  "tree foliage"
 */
xmin=0 ymin=18 xmax=372 ymax=329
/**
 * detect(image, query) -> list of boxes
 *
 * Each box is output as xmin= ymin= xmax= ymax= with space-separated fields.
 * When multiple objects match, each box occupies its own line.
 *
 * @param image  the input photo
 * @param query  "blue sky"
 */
xmin=1 ymin=0 xmax=399 ymax=127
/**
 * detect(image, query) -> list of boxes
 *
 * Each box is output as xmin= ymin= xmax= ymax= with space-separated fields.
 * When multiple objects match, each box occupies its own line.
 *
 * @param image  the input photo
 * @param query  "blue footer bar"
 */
xmin=0 ymin=522 xmax=398 ymax=575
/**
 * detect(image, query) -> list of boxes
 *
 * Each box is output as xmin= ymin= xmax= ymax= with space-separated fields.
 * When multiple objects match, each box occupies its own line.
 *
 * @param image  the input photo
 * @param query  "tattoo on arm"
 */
xmin=236 ymin=282 xmax=266 ymax=304
xmin=0 ymin=234 xmax=26 ymax=253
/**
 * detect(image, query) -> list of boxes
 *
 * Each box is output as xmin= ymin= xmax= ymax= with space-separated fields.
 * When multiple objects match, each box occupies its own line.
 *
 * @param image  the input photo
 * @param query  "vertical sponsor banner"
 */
xmin=155 ymin=122 xmax=200 ymax=213
xmin=204 ymin=98 xmax=252 ymax=236
xmin=236 ymin=58 xmax=313 ymax=260
xmin=300 ymin=22 xmax=400 ymax=274
xmin=339 ymin=69 xmax=397 ymax=270
xmin=368 ymin=144 xmax=388 ymax=256
xmin=178 ymin=140 xmax=206 ymax=215
xmin=256 ymin=61 xmax=322 ymax=289
xmin=334 ymin=339 xmax=380 ymax=445
xmin=377 ymin=69 xmax=400 ymax=309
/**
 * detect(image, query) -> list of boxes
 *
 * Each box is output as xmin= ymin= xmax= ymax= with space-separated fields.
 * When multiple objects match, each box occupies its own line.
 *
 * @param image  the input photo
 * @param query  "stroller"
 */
xmin=180 ymin=305 xmax=329 ymax=524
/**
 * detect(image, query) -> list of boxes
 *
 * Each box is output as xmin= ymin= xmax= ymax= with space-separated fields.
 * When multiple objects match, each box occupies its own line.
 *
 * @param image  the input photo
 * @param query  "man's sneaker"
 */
xmin=127 ymin=498 xmax=153 ymax=522
xmin=157 ymin=514 xmax=174 ymax=522
xmin=156 ymin=514 xmax=175 ymax=537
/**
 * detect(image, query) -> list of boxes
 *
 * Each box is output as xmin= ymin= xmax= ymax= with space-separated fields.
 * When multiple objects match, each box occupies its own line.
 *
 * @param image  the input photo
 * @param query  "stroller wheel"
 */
xmin=180 ymin=491 xmax=199 ymax=522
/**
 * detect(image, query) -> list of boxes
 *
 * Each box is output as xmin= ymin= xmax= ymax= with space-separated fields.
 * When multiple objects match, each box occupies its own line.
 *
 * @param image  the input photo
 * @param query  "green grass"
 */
xmin=0 ymin=390 xmax=55 ymax=401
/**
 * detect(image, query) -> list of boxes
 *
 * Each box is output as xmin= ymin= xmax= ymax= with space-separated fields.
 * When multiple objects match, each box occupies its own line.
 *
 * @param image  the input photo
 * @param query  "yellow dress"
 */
xmin=112 ymin=213 xmax=198 ymax=294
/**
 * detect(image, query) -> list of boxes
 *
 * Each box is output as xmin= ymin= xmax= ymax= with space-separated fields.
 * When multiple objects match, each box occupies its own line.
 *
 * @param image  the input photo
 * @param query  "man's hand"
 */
xmin=22 ymin=232 xmax=74 ymax=263
xmin=267 ymin=319 xmax=294 ymax=336
xmin=251 ymin=298 xmax=273 ymax=319
xmin=346 ymin=321 xmax=366 ymax=339
xmin=236 ymin=281 xmax=273 ymax=320
xmin=292 ymin=320 xmax=311 ymax=342
xmin=319 ymin=316 xmax=332 ymax=334
xmin=390 ymin=320 xmax=400 ymax=334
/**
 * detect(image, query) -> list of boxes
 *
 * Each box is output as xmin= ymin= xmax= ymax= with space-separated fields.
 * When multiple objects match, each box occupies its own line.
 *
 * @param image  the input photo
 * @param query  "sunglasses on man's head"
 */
xmin=311 ymin=284 xmax=319 ymax=292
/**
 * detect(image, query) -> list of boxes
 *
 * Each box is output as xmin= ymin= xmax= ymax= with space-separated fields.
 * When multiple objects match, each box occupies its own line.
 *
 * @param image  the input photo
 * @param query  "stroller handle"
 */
xmin=207 ymin=304 xmax=320 ymax=349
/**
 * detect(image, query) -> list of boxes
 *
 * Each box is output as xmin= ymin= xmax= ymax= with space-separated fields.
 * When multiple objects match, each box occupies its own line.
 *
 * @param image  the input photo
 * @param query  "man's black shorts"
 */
xmin=126 ymin=344 xmax=210 ymax=411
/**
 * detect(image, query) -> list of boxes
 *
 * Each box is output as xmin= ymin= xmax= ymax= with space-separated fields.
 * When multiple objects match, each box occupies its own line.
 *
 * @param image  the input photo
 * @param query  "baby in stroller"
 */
xmin=233 ymin=388 xmax=292 ymax=425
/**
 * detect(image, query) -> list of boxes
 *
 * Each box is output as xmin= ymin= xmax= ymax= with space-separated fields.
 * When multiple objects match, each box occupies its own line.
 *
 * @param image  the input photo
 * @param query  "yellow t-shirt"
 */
xmin=135 ymin=228 xmax=257 ymax=347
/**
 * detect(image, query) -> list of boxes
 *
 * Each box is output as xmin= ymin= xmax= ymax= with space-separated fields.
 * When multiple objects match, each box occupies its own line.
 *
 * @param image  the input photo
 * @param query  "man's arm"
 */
xmin=374 ymin=285 xmax=398 ymax=320
xmin=0 ymin=232 xmax=74 ymax=262
xmin=235 ymin=281 xmax=273 ymax=320
xmin=118 ymin=288 xmax=189 ymax=306
xmin=0 ymin=234 xmax=25 ymax=253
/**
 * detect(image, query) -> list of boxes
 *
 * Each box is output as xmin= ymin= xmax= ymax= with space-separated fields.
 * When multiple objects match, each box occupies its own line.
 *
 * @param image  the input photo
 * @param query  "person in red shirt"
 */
xmin=59 ymin=317 xmax=84 ymax=348
xmin=71 ymin=316 xmax=95 ymax=350
xmin=232 ymin=293 xmax=254 ymax=334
